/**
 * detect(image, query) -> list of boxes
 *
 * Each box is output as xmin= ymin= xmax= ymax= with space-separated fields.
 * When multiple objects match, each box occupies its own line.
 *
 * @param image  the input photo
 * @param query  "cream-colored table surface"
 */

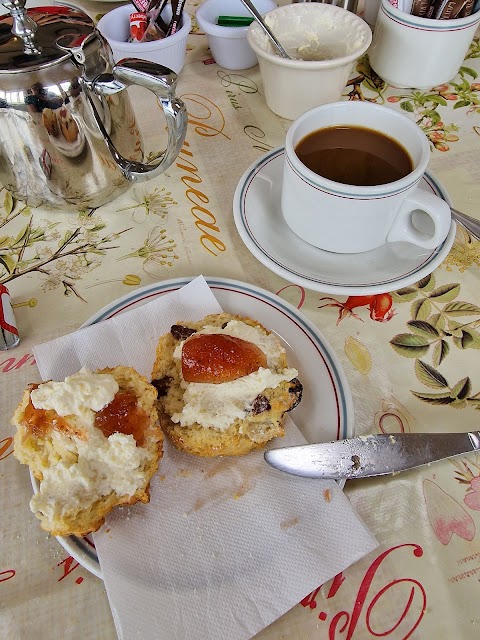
xmin=1 ymin=2 xmax=480 ymax=638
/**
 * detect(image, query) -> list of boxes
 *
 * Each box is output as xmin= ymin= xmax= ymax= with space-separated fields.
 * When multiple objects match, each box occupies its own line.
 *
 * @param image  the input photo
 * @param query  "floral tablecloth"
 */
xmin=1 ymin=1 xmax=480 ymax=638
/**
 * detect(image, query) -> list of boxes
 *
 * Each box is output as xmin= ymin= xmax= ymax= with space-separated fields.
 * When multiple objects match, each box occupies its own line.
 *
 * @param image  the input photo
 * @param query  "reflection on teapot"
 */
xmin=0 ymin=1 xmax=187 ymax=211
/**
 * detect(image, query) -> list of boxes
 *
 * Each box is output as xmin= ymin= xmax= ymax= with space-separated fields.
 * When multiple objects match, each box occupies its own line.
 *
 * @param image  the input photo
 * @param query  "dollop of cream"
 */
xmin=30 ymin=367 xmax=119 ymax=417
xmin=173 ymin=367 xmax=298 ymax=431
xmin=31 ymin=431 xmax=151 ymax=520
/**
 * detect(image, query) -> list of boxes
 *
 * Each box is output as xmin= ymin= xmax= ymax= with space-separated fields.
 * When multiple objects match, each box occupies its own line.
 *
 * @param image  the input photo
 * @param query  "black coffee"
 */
xmin=295 ymin=125 xmax=413 ymax=186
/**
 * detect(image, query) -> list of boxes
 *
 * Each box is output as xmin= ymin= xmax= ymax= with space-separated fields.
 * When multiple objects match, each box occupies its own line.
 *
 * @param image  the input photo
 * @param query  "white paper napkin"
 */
xmin=33 ymin=276 xmax=377 ymax=640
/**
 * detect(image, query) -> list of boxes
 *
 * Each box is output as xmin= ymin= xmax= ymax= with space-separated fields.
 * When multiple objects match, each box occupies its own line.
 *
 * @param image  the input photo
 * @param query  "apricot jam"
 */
xmin=182 ymin=333 xmax=267 ymax=383
xmin=94 ymin=391 xmax=148 ymax=445
xmin=23 ymin=394 xmax=72 ymax=438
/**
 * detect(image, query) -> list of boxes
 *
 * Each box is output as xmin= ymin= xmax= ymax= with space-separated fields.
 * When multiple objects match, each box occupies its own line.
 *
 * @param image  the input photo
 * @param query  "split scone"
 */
xmin=12 ymin=366 xmax=162 ymax=537
xmin=151 ymin=313 xmax=303 ymax=457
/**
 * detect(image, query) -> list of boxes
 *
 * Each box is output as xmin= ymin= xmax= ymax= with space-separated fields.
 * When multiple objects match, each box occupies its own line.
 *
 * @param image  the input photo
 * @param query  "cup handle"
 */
xmin=386 ymin=188 xmax=451 ymax=249
xmin=86 ymin=58 xmax=187 ymax=182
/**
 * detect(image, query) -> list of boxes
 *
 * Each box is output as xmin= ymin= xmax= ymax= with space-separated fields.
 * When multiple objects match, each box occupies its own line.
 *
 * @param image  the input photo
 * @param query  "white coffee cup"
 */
xmin=281 ymin=101 xmax=452 ymax=254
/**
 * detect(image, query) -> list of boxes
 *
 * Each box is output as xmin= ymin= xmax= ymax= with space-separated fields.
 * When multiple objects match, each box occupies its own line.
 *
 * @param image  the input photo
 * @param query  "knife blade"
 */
xmin=264 ymin=432 xmax=480 ymax=479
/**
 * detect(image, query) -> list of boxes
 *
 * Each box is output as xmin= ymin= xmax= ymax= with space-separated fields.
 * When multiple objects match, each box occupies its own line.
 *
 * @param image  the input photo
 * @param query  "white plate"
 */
xmin=233 ymin=148 xmax=457 ymax=296
xmin=31 ymin=277 xmax=353 ymax=579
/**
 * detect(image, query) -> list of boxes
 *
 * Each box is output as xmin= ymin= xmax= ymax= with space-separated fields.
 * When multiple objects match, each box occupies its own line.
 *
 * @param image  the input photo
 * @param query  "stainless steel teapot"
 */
xmin=0 ymin=0 xmax=187 ymax=210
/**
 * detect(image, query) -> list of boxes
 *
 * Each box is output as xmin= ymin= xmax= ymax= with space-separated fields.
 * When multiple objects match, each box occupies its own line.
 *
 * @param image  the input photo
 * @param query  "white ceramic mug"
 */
xmin=368 ymin=0 xmax=480 ymax=88
xmin=281 ymin=101 xmax=452 ymax=254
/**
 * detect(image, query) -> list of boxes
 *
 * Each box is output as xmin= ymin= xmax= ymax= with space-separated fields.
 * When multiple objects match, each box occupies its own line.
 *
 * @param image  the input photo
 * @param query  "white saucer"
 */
xmin=233 ymin=148 xmax=457 ymax=296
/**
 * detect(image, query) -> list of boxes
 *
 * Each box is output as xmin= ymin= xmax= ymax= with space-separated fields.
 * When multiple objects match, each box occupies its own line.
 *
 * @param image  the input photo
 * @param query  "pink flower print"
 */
xmin=420 ymin=117 xmax=433 ymax=128
xmin=464 ymin=476 xmax=480 ymax=511
xmin=423 ymin=479 xmax=475 ymax=545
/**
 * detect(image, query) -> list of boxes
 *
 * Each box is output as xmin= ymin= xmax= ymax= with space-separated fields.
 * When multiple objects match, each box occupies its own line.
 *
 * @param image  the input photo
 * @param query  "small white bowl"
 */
xmin=97 ymin=4 xmax=191 ymax=74
xmin=196 ymin=0 xmax=277 ymax=71
xmin=247 ymin=3 xmax=372 ymax=120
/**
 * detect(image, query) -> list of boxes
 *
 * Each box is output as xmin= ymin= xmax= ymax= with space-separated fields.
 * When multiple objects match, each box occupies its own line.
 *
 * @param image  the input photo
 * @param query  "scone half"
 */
xmin=151 ymin=313 xmax=303 ymax=457
xmin=12 ymin=366 xmax=163 ymax=537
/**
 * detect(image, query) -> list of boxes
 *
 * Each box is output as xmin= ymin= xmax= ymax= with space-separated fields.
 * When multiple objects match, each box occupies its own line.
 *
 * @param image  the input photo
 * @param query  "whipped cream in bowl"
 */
xmin=247 ymin=2 xmax=372 ymax=119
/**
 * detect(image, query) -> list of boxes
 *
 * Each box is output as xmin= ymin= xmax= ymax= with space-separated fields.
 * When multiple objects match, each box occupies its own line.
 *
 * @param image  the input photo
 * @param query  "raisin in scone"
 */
xmin=151 ymin=313 xmax=303 ymax=457
xmin=12 ymin=366 xmax=163 ymax=537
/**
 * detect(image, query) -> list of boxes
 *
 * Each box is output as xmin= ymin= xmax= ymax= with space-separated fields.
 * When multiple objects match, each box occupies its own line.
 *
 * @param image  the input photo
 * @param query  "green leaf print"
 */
xmin=407 ymin=320 xmax=439 ymax=339
xmin=4 ymin=191 xmax=13 ymax=215
xmin=415 ymin=360 xmax=448 ymax=389
xmin=453 ymin=328 xmax=480 ymax=350
xmin=0 ymin=254 xmax=15 ymax=274
xmin=432 ymin=339 xmax=449 ymax=367
xmin=390 ymin=333 xmax=430 ymax=357
xmin=400 ymin=101 xmax=414 ymax=112
xmin=450 ymin=377 xmax=472 ymax=400
xmin=411 ymin=298 xmax=432 ymax=320
xmin=416 ymin=274 xmax=436 ymax=292
xmin=429 ymin=313 xmax=446 ymax=332
xmin=13 ymin=225 xmax=30 ymax=247
xmin=454 ymin=100 xmax=472 ymax=109
xmin=390 ymin=275 xmax=480 ymax=410
xmin=427 ymin=95 xmax=448 ymax=106
xmin=443 ymin=302 xmax=480 ymax=316
xmin=459 ymin=66 xmax=478 ymax=79
xmin=411 ymin=392 xmax=456 ymax=405
xmin=391 ymin=287 xmax=418 ymax=302
xmin=427 ymin=284 xmax=460 ymax=302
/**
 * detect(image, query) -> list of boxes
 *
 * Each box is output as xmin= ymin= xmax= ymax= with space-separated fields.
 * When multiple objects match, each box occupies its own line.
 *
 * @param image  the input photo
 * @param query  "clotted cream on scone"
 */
xmin=151 ymin=313 xmax=303 ymax=457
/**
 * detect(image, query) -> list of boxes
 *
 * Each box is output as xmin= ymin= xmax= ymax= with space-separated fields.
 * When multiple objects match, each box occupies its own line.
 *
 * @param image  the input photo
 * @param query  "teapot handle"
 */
xmin=87 ymin=58 xmax=187 ymax=182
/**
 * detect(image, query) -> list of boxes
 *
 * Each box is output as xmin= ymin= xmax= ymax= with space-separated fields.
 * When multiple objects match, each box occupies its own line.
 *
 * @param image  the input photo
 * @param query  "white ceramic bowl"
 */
xmin=247 ymin=3 xmax=372 ymax=120
xmin=196 ymin=0 xmax=277 ymax=70
xmin=97 ymin=4 xmax=191 ymax=74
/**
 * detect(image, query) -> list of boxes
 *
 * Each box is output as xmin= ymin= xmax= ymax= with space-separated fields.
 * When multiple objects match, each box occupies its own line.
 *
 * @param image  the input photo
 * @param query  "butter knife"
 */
xmin=451 ymin=208 xmax=480 ymax=241
xmin=264 ymin=432 xmax=480 ymax=479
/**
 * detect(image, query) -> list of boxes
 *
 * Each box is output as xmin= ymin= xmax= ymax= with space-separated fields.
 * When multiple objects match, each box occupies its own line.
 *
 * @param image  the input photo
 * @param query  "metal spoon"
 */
xmin=451 ymin=208 xmax=480 ymax=241
xmin=240 ymin=0 xmax=291 ymax=59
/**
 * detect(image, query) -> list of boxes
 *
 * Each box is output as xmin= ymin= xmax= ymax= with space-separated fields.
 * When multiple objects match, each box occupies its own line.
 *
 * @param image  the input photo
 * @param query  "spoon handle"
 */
xmin=240 ymin=0 xmax=290 ymax=59
xmin=451 ymin=207 xmax=480 ymax=241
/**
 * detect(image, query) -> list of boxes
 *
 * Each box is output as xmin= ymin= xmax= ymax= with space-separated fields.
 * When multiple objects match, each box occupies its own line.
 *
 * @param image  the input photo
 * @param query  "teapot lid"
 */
xmin=0 ymin=5 xmax=95 ymax=72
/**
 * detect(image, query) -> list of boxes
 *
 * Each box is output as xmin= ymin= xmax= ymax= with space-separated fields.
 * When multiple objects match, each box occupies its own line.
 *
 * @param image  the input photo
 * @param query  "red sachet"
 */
xmin=129 ymin=11 xmax=147 ymax=42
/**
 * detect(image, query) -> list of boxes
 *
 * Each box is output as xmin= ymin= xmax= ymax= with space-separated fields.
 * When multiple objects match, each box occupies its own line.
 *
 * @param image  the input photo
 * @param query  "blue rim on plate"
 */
xmin=233 ymin=148 xmax=457 ymax=296
xmin=31 ymin=276 xmax=354 ymax=579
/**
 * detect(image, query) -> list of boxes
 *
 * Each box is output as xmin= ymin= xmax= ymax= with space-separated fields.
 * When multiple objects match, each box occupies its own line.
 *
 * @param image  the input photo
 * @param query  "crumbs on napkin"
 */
xmin=280 ymin=516 xmax=300 ymax=529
